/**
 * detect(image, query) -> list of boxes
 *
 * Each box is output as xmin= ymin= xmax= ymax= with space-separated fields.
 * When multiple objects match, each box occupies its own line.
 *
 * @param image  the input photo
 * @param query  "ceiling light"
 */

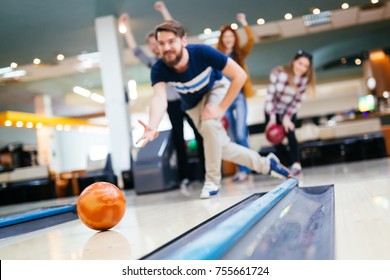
xmin=0 ymin=67 xmax=12 ymax=75
xmin=203 ymin=28 xmax=212 ymax=35
xmin=90 ymin=93 xmax=105 ymax=104
xmin=73 ymin=86 xmax=91 ymax=97
xmin=10 ymin=62 xmax=18 ymax=68
xmin=128 ymin=80 xmax=138 ymax=100
xmin=284 ymin=13 xmax=293 ymax=20
xmin=119 ymin=25 xmax=127 ymax=34
xmin=56 ymin=54 xmax=65 ymax=61
xmin=77 ymin=52 xmax=101 ymax=70
xmin=230 ymin=23 xmax=238 ymax=30
xmin=198 ymin=30 xmax=220 ymax=45
xmin=2 ymin=70 xmax=26 ymax=79
xmin=355 ymin=58 xmax=362 ymax=65
xmin=312 ymin=8 xmax=321 ymax=15
xmin=257 ymin=18 xmax=265 ymax=25
xmin=0 ymin=111 xmax=105 ymax=129
xmin=33 ymin=58 xmax=41 ymax=65
xmin=341 ymin=3 xmax=349 ymax=9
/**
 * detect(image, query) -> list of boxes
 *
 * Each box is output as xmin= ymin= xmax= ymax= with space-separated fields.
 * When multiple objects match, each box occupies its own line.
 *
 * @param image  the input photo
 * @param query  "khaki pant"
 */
xmin=186 ymin=78 xmax=270 ymax=185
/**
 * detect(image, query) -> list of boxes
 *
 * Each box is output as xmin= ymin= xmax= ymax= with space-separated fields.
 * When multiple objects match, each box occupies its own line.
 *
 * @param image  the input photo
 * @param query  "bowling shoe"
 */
xmin=290 ymin=163 xmax=302 ymax=176
xmin=268 ymin=157 xmax=291 ymax=179
xmin=200 ymin=181 xmax=220 ymax=199
xmin=232 ymin=171 xmax=249 ymax=182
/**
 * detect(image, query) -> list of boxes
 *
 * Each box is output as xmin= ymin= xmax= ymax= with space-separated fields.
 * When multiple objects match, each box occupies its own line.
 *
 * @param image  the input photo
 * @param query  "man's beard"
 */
xmin=163 ymin=49 xmax=183 ymax=68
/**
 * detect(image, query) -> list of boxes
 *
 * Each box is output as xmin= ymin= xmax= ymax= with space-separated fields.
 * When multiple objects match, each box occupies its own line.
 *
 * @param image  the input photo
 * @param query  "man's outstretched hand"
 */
xmin=136 ymin=120 xmax=159 ymax=147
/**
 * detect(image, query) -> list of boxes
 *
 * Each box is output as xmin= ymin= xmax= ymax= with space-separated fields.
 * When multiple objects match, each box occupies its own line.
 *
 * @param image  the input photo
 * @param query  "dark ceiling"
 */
xmin=1 ymin=0 xmax=390 ymax=115
xmin=0 ymin=0 xmax=387 ymax=65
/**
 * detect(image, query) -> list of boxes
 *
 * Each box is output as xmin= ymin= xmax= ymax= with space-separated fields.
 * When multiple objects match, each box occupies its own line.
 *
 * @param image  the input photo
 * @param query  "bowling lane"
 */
xmin=0 ymin=179 xmax=278 ymax=259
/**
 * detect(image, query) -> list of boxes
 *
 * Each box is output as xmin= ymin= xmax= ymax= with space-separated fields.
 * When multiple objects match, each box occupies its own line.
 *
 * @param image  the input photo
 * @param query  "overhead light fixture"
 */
xmin=90 ymin=93 xmax=105 ymax=104
xmin=73 ymin=86 xmax=91 ymax=97
xmin=284 ymin=13 xmax=293 ymax=20
xmin=303 ymin=11 xmax=332 ymax=27
xmin=257 ymin=18 xmax=265 ymax=25
xmin=230 ymin=23 xmax=238 ymax=30
xmin=198 ymin=30 xmax=220 ymax=45
xmin=2 ymin=70 xmax=26 ymax=79
xmin=77 ymin=52 xmax=101 ymax=70
xmin=128 ymin=80 xmax=138 ymax=100
xmin=56 ymin=54 xmax=65 ymax=61
xmin=0 ymin=67 xmax=12 ymax=75
xmin=0 ymin=111 xmax=106 ymax=129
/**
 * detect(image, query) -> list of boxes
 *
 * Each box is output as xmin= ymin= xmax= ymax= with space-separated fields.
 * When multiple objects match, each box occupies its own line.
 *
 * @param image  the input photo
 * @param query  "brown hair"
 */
xmin=154 ymin=20 xmax=186 ymax=40
xmin=216 ymin=25 xmax=244 ymax=67
xmin=145 ymin=31 xmax=155 ymax=41
xmin=280 ymin=50 xmax=316 ymax=95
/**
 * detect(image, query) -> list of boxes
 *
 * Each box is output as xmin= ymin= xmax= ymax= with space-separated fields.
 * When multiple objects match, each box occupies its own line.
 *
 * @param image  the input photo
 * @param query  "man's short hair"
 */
xmin=154 ymin=20 xmax=186 ymax=39
xmin=145 ymin=31 xmax=155 ymax=41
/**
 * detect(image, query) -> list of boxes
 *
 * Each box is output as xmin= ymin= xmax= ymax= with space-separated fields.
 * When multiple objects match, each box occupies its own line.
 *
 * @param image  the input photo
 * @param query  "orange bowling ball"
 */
xmin=77 ymin=182 xmax=126 ymax=231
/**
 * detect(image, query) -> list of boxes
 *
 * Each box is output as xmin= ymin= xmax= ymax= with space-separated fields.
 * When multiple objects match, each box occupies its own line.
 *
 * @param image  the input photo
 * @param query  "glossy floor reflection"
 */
xmin=0 ymin=157 xmax=390 ymax=260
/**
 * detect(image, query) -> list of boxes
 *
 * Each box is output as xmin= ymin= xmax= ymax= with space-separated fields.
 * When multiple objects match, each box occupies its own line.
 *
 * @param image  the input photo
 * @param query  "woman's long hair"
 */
xmin=280 ymin=50 xmax=316 ymax=95
xmin=216 ymin=25 xmax=244 ymax=67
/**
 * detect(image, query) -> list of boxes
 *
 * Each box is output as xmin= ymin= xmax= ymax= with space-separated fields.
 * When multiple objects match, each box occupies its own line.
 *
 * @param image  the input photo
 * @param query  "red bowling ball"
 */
xmin=266 ymin=124 xmax=285 ymax=145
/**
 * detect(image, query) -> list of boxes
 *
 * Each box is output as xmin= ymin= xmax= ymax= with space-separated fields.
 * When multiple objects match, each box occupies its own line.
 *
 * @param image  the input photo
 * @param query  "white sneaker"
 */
xmin=180 ymin=178 xmax=191 ymax=196
xmin=200 ymin=181 xmax=220 ymax=199
xmin=291 ymin=163 xmax=302 ymax=176
xmin=180 ymin=178 xmax=190 ymax=189
xmin=232 ymin=171 xmax=249 ymax=182
xmin=266 ymin=152 xmax=280 ymax=163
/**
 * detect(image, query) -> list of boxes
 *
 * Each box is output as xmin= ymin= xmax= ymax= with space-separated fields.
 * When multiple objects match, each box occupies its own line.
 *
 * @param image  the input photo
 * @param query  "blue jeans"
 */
xmin=224 ymin=92 xmax=250 ymax=174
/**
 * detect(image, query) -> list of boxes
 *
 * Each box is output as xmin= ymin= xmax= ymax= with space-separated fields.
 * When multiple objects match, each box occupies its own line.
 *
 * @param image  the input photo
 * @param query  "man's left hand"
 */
xmin=201 ymin=104 xmax=224 ymax=120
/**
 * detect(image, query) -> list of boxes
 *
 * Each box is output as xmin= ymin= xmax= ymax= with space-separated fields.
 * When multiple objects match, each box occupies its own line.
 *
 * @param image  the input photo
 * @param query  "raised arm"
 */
xmin=154 ymin=1 xmax=173 ymax=20
xmin=118 ymin=13 xmax=137 ymax=50
xmin=236 ymin=13 xmax=255 ymax=56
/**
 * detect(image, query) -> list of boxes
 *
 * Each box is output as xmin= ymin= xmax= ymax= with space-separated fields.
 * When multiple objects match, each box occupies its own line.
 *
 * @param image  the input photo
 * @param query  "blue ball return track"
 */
xmin=0 ymin=204 xmax=78 ymax=239
xmin=142 ymin=178 xmax=335 ymax=260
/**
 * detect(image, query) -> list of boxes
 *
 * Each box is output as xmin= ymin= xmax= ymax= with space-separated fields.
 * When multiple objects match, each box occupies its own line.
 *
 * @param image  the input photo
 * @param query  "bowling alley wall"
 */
xmin=0 ymin=74 xmax=371 ymax=173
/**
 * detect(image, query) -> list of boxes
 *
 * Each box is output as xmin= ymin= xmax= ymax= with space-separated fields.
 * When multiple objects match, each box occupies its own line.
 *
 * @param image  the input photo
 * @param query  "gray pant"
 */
xmin=186 ymin=78 xmax=270 ymax=185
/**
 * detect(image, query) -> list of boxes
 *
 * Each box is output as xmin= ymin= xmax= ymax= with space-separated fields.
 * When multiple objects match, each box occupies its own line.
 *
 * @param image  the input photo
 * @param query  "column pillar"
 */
xmin=95 ymin=15 xmax=132 ymax=188
xmin=34 ymin=95 xmax=61 ymax=171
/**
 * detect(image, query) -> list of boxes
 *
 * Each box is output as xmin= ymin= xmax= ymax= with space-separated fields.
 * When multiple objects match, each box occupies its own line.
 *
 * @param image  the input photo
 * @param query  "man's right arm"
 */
xmin=136 ymin=82 xmax=168 ymax=146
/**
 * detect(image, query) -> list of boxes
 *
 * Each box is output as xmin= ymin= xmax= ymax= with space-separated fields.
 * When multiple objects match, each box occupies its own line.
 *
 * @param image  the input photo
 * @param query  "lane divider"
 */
xmin=0 ymin=204 xmax=76 ymax=228
xmin=166 ymin=178 xmax=298 ymax=260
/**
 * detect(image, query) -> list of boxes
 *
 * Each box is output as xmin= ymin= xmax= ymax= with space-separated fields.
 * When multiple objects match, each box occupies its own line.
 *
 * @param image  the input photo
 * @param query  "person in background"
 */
xmin=136 ymin=20 xmax=291 ymax=199
xmin=216 ymin=13 xmax=255 ymax=182
xmin=264 ymin=49 xmax=316 ymax=175
xmin=118 ymin=1 xmax=205 ymax=189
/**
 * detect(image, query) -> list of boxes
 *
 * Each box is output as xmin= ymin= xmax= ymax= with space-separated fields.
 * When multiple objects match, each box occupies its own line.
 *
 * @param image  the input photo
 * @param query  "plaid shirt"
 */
xmin=264 ymin=68 xmax=309 ymax=118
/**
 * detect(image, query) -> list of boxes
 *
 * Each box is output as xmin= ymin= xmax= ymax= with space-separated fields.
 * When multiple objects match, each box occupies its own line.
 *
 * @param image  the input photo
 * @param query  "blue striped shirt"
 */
xmin=151 ymin=44 xmax=228 ymax=110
